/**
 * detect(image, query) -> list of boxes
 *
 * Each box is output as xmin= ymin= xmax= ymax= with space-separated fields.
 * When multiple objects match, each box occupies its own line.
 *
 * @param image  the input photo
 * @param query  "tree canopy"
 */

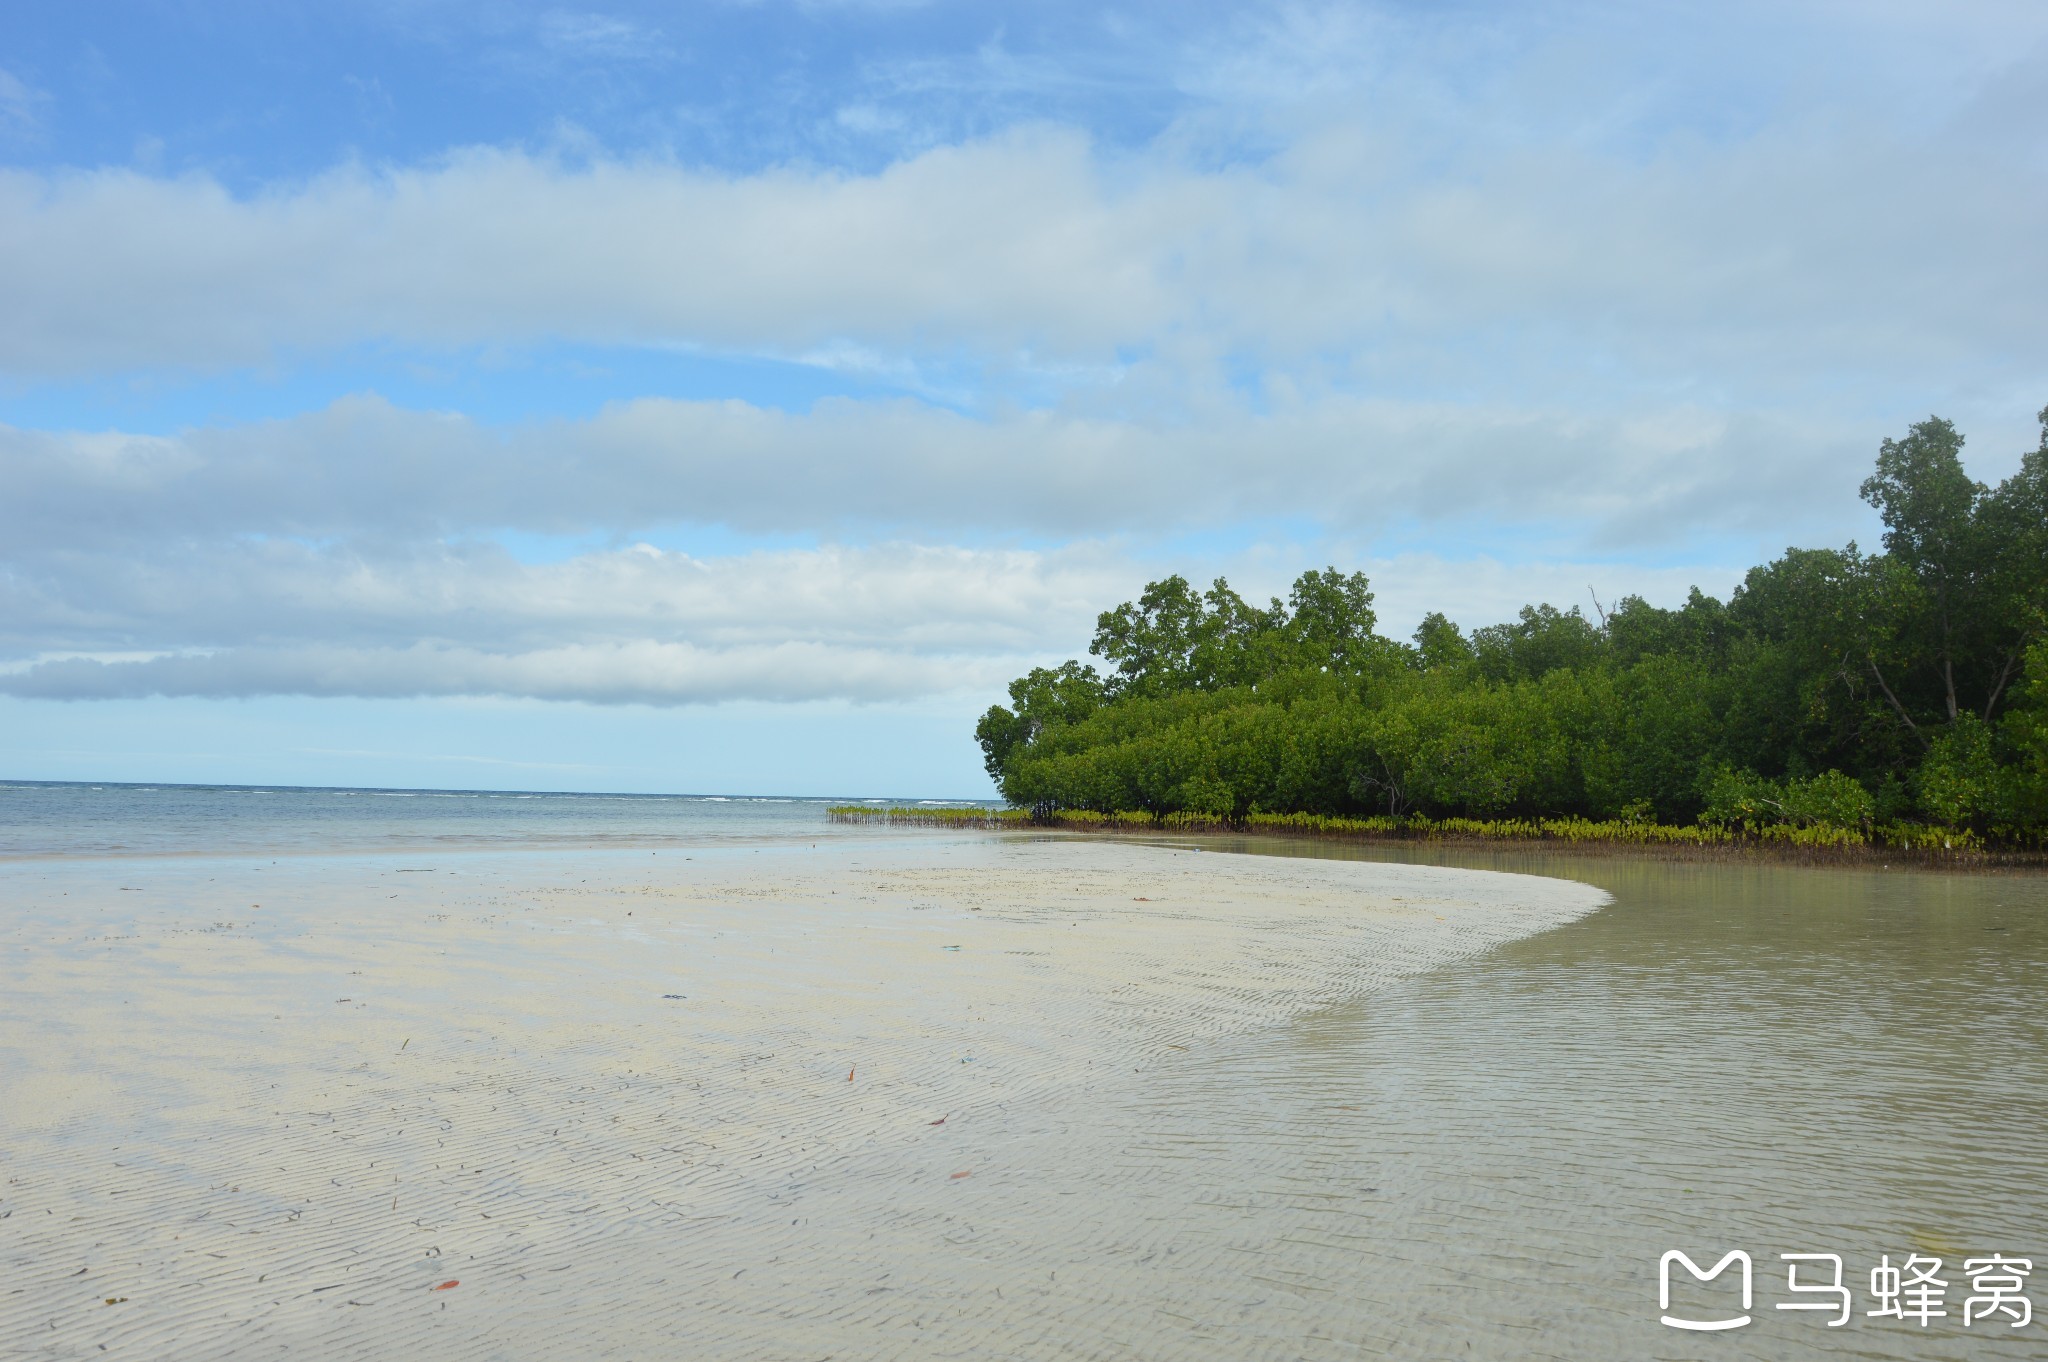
xmin=977 ymin=410 xmax=2048 ymax=836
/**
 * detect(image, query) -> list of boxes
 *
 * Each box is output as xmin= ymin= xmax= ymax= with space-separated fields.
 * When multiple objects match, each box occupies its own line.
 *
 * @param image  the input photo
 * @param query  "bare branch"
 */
xmin=1983 ymin=650 xmax=2022 ymax=723
xmin=1867 ymin=657 xmax=1932 ymax=751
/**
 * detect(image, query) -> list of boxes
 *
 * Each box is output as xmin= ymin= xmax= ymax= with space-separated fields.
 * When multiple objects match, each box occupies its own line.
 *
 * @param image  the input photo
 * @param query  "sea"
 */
xmin=5 ymin=778 xmax=2046 ymax=1359
xmin=0 ymin=779 xmax=988 ymax=860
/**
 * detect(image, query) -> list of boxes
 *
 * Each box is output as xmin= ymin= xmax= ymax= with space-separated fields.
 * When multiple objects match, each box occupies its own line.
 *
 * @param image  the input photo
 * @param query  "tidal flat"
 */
xmin=2 ymin=825 xmax=2043 ymax=1360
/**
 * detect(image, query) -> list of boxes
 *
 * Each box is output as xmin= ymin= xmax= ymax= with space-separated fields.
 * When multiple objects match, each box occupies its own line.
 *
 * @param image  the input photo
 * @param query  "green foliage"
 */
xmin=832 ymin=806 xmax=1992 ymax=859
xmin=974 ymin=660 xmax=1105 ymax=783
xmin=1850 ymin=412 xmax=2048 ymax=734
xmin=1471 ymin=603 xmax=1603 ymax=682
xmin=1411 ymin=612 xmax=1474 ymax=672
xmin=1701 ymin=767 xmax=1874 ymax=830
xmin=1780 ymin=771 xmax=1878 ymax=829
xmin=1915 ymin=715 xmax=2005 ymax=828
xmin=1603 ymin=589 xmax=1733 ymax=667
xmin=1996 ymin=643 xmax=2048 ymax=832
xmin=1699 ymin=767 xmax=1787 ymax=826
xmin=1580 ymin=654 xmax=1720 ymax=822
xmin=975 ymin=412 xmax=2048 ymax=847
xmin=1087 ymin=567 xmax=1384 ymax=699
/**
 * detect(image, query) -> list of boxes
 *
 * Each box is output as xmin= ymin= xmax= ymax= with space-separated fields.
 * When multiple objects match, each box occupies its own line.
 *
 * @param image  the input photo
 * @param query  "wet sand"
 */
xmin=0 ymin=835 xmax=1601 ymax=1359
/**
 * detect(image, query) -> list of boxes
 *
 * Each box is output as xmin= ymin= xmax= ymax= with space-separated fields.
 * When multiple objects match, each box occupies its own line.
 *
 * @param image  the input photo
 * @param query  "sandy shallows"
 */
xmin=0 ymin=835 xmax=1602 ymax=1360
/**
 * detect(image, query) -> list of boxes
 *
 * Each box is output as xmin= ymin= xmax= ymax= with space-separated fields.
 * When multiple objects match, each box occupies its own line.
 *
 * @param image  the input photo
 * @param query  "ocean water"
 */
xmin=5 ymin=782 xmax=2044 ymax=1358
xmin=0 ymin=780 xmax=985 ymax=860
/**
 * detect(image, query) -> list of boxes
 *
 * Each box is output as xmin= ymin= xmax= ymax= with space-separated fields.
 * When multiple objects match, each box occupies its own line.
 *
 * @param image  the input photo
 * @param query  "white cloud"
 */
xmin=0 ymin=68 xmax=43 ymax=142
xmin=535 ymin=10 xmax=665 ymax=60
xmin=0 ymin=538 xmax=1130 ymax=703
xmin=0 ymin=641 xmax=992 ymax=705
xmin=1359 ymin=554 xmax=1744 ymax=641
xmin=0 ymin=91 xmax=2041 ymax=407
xmin=0 ymin=389 xmax=1869 ymax=552
xmin=0 ymin=524 xmax=1748 ymax=705
xmin=0 ymin=133 xmax=1168 ymax=375
xmin=0 ymin=538 xmax=1120 ymax=653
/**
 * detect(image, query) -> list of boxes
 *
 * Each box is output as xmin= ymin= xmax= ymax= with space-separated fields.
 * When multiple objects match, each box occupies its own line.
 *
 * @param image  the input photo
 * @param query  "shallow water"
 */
xmin=1139 ymin=840 xmax=2048 ymax=1358
xmin=1 ymin=789 xmax=2043 ymax=1359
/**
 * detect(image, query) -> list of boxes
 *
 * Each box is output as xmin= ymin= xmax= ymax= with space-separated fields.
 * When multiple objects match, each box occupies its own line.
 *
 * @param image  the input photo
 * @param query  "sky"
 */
xmin=1 ymin=0 xmax=2045 ymax=796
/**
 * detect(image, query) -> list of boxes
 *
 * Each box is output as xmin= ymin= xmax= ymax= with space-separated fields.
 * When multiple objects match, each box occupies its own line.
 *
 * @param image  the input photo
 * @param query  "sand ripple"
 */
xmin=0 ymin=836 xmax=1601 ymax=1359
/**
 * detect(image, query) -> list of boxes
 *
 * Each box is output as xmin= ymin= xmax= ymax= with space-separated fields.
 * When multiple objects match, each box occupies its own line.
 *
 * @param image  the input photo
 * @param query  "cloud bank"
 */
xmin=4 ymin=2 xmax=2043 ymax=716
xmin=0 ymin=393 xmax=1859 ymax=549
xmin=0 ymin=534 xmax=1732 ymax=705
xmin=1 ymin=106 xmax=2043 ymax=401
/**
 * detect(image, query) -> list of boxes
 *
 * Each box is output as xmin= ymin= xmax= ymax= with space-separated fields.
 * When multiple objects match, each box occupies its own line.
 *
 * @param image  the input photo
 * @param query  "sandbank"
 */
xmin=0 ymin=835 xmax=1603 ymax=1359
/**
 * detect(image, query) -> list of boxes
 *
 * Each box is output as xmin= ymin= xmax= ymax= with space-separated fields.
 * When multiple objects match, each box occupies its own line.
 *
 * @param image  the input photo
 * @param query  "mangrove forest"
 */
xmin=972 ymin=410 xmax=2048 ymax=846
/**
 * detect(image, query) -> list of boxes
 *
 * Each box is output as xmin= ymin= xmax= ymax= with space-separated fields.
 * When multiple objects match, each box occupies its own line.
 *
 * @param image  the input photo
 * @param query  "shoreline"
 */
xmin=0 ymin=831 xmax=873 ymax=865
xmin=831 ymin=806 xmax=2048 ymax=870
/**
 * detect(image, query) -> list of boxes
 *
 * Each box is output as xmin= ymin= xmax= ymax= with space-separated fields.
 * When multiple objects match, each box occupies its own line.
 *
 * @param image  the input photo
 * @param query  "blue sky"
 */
xmin=2 ymin=1 xmax=2045 ymax=795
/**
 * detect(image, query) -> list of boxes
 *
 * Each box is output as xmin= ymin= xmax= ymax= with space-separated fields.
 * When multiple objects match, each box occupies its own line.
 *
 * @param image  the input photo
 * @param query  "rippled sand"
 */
xmin=0 ymin=835 xmax=1600 ymax=1359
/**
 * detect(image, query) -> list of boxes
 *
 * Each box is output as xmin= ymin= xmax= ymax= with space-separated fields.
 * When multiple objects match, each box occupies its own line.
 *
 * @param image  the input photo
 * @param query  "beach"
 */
xmin=1 ymin=832 xmax=1602 ymax=1359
